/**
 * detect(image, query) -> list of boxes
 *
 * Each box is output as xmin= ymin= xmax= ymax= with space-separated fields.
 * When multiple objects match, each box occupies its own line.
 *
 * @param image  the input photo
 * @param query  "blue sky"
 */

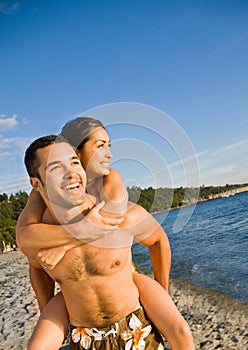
xmin=0 ymin=0 xmax=248 ymax=195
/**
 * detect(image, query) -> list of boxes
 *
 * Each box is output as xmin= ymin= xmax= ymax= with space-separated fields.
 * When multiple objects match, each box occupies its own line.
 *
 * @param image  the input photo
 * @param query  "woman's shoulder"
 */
xmin=107 ymin=168 xmax=122 ymax=179
xmin=103 ymin=168 xmax=123 ymax=186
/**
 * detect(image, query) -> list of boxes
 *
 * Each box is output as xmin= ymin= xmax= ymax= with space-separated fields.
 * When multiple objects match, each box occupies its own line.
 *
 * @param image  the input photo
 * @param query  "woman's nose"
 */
xmin=106 ymin=147 xmax=112 ymax=158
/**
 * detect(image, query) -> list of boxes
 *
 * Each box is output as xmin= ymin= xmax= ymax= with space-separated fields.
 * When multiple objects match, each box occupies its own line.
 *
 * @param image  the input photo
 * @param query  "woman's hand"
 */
xmin=37 ymin=246 xmax=67 ymax=270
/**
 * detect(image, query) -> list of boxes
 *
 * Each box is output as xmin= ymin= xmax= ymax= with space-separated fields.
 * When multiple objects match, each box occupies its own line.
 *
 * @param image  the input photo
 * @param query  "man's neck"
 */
xmin=42 ymin=194 xmax=96 ymax=225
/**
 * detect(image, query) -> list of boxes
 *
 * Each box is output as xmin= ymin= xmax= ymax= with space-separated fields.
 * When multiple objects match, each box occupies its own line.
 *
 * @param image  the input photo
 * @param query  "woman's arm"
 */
xmin=100 ymin=168 xmax=128 ymax=216
xmin=17 ymin=189 xmax=46 ymax=226
xmin=16 ymin=193 xmax=123 ymax=251
xmin=32 ymin=170 xmax=127 ymax=269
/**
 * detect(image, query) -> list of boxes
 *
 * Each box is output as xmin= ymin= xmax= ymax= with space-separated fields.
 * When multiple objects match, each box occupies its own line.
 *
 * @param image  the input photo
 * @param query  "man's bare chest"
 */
xmin=50 ymin=244 xmax=131 ymax=283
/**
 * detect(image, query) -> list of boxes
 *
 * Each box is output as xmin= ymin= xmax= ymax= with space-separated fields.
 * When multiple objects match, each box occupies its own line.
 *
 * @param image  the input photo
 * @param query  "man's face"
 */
xmin=35 ymin=142 xmax=87 ymax=208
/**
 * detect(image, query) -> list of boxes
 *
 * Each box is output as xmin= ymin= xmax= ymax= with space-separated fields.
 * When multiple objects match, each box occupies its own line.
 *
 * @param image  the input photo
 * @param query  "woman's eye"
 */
xmin=73 ymin=161 xmax=80 ymax=166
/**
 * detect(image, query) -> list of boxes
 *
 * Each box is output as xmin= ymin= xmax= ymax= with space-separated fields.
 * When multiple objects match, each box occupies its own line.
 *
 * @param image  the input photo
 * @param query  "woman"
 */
xmin=17 ymin=117 xmax=195 ymax=349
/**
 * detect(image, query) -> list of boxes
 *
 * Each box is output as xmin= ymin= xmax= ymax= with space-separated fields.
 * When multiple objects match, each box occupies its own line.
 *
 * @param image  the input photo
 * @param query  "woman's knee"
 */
xmin=27 ymin=337 xmax=44 ymax=350
xmin=174 ymin=320 xmax=194 ymax=346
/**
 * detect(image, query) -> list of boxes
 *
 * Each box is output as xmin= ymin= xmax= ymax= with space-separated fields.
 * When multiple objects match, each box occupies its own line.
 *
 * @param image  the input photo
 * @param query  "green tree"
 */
xmin=0 ymin=193 xmax=8 ymax=202
xmin=0 ymin=191 xmax=28 ymax=251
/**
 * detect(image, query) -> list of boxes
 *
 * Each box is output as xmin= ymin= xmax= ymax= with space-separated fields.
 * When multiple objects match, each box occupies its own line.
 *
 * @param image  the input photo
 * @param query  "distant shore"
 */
xmin=151 ymin=187 xmax=248 ymax=215
xmin=0 ymin=251 xmax=247 ymax=349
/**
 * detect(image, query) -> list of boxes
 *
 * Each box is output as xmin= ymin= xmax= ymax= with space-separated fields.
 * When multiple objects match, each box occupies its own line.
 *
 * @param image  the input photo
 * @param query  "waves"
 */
xmin=133 ymin=191 xmax=248 ymax=303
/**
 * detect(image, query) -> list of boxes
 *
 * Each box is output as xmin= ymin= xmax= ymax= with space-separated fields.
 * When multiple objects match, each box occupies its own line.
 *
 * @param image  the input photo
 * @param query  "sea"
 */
xmin=132 ymin=190 xmax=248 ymax=304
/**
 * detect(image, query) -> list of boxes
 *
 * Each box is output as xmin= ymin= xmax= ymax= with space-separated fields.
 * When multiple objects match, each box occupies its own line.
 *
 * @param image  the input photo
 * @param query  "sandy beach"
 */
xmin=0 ymin=251 xmax=247 ymax=350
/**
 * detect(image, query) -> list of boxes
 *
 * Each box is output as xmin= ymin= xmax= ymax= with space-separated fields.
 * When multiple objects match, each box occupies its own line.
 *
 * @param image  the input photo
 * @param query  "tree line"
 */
xmin=127 ymin=183 xmax=248 ymax=212
xmin=0 ymin=191 xmax=28 ymax=251
xmin=0 ymin=183 xmax=247 ymax=251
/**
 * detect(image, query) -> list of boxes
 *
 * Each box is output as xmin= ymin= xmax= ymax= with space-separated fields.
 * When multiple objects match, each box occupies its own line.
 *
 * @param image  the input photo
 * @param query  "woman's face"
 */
xmin=79 ymin=127 xmax=112 ymax=181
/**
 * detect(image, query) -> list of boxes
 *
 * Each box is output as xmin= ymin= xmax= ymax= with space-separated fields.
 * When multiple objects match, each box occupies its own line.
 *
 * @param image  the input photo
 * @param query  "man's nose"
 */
xmin=65 ymin=165 xmax=76 ymax=178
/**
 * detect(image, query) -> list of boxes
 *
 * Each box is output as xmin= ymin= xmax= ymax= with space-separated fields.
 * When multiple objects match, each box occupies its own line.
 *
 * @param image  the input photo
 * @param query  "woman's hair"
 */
xmin=60 ymin=117 xmax=105 ymax=151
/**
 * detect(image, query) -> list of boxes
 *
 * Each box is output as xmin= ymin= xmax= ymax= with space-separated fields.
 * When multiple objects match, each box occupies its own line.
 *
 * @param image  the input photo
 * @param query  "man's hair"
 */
xmin=60 ymin=117 xmax=105 ymax=151
xmin=24 ymin=134 xmax=69 ymax=179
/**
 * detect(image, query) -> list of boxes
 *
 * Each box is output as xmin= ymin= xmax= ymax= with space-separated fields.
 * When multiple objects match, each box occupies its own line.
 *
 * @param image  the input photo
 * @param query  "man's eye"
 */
xmin=50 ymin=165 xmax=61 ymax=171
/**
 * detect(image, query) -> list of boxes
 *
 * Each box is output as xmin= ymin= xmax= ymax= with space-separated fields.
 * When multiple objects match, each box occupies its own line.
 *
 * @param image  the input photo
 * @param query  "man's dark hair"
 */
xmin=24 ymin=134 xmax=68 ymax=179
xmin=60 ymin=117 xmax=105 ymax=151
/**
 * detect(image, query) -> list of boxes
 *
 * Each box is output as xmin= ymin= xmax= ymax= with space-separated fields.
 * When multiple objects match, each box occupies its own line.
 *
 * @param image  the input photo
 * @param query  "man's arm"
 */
xmin=130 ymin=204 xmax=171 ymax=291
xmin=138 ymin=224 xmax=171 ymax=291
xmin=24 ymin=252 xmax=55 ymax=312
xmin=29 ymin=264 xmax=55 ymax=312
xmin=17 ymin=201 xmax=58 ymax=313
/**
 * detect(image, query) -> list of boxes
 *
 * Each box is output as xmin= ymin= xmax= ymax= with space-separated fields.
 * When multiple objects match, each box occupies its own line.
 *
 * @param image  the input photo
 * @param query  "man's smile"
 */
xmin=64 ymin=182 xmax=81 ymax=191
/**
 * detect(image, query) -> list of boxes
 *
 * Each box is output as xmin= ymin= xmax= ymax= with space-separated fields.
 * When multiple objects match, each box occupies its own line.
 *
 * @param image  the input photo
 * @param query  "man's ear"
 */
xmin=30 ymin=177 xmax=42 ymax=191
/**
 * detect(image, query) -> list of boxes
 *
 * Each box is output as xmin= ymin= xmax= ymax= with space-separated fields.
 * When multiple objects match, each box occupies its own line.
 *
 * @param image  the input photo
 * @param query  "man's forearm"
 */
xmin=149 ymin=230 xmax=171 ymax=291
xmin=29 ymin=265 xmax=55 ymax=312
xmin=140 ymin=224 xmax=171 ymax=291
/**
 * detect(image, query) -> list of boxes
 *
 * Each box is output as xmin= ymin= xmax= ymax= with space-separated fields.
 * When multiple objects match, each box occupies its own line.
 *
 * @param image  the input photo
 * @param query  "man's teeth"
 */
xmin=65 ymin=183 xmax=80 ymax=190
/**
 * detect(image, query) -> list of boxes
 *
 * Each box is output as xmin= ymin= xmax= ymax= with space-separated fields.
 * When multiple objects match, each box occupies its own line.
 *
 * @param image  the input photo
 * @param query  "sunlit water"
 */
xmin=132 ymin=191 xmax=248 ymax=303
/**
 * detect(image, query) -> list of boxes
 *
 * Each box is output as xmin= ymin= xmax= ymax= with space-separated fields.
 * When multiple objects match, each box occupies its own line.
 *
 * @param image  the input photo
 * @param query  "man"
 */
xmin=18 ymin=135 xmax=168 ymax=349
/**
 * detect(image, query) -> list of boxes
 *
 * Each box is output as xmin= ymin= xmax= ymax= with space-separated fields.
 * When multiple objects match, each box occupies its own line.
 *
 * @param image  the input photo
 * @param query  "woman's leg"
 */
xmin=133 ymin=272 xmax=195 ymax=350
xmin=27 ymin=292 xmax=69 ymax=350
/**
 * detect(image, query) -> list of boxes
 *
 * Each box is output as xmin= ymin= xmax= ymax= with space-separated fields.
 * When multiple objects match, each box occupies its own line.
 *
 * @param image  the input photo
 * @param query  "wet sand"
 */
xmin=0 ymin=251 xmax=247 ymax=349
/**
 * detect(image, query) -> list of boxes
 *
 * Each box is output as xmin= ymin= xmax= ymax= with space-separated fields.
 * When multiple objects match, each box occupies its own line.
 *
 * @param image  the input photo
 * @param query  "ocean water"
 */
xmin=132 ymin=191 xmax=248 ymax=303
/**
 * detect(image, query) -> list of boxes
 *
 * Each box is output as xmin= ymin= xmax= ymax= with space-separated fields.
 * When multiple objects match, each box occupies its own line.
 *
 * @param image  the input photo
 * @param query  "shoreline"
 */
xmin=1 ymin=251 xmax=247 ymax=349
xmin=151 ymin=188 xmax=248 ymax=215
xmin=145 ymin=271 xmax=248 ymax=349
xmin=169 ymin=278 xmax=248 ymax=349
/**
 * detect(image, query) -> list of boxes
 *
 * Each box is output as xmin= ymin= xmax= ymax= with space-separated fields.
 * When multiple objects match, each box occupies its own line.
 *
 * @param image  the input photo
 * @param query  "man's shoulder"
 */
xmin=126 ymin=202 xmax=148 ymax=218
xmin=123 ymin=202 xmax=159 ymax=242
xmin=123 ymin=202 xmax=151 ymax=229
